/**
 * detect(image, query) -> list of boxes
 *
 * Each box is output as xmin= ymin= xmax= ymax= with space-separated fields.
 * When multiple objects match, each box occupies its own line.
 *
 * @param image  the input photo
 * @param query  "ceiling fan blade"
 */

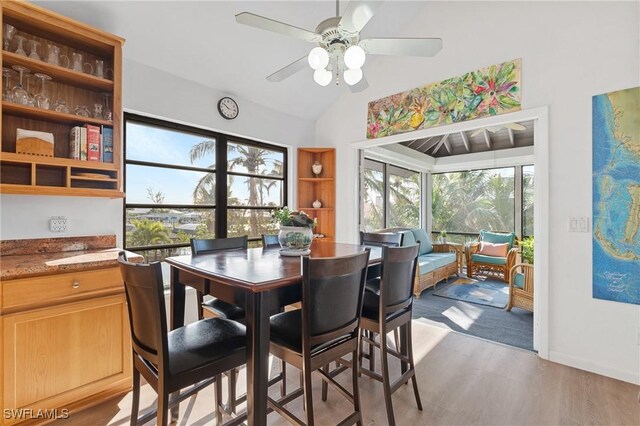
xmin=504 ymin=122 xmax=526 ymax=131
xmin=359 ymin=37 xmax=443 ymax=57
xmin=338 ymin=1 xmax=383 ymax=35
xmin=235 ymin=12 xmax=321 ymax=43
xmin=348 ymin=75 xmax=369 ymax=93
xmin=266 ymin=56 xmax=308 ymax=82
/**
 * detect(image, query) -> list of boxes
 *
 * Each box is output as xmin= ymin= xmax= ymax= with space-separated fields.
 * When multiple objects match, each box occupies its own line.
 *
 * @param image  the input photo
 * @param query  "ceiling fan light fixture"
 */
xmin=343 ymin=67 xmax=363 ymax=86
xmin=308 ymin=47 xmax=329 ymax=70
xmin=344 ymin=45 xmax=366 ymax=69
xmin=313 ymin=68 xmax=332 ymax=86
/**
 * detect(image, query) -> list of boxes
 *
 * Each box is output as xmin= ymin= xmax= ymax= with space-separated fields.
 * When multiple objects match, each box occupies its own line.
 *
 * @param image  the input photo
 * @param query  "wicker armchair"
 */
xmin=465 ymin=230 xmax=518 ymax=282
xmin=507 ymin=263 xmax=534 ymax=312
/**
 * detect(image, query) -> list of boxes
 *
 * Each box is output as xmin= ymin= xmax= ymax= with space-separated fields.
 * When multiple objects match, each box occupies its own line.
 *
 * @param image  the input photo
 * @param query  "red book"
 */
xmin=84 ymin=124 xmax=101 ymax=162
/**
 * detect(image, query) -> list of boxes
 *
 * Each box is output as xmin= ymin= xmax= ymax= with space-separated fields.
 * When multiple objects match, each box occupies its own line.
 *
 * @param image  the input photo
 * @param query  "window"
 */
xmin=124 ymin=114 xmax=287 ymax=261
xmin=522 ymin=165 xmax=534 ymax=237
xmin=361 ymin=159 xmax=422 ymax=231
xmin=432 ymin=167 xmax=515 ymax=241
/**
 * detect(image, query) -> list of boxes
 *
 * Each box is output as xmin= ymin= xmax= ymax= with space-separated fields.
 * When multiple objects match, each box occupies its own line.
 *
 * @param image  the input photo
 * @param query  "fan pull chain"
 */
xmin=336 ymin=0 xmax=340 ymax=17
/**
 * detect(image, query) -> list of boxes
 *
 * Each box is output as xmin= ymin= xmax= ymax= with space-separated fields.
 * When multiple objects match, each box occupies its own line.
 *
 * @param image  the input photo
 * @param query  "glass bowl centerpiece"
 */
xmin=272 ymin=207 xmax=316 ymax=256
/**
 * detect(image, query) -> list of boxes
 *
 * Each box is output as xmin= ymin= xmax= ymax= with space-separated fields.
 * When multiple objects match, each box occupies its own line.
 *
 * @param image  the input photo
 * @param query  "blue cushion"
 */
xmin=411 ymin=228 xmax=433 ymax=255
xmin=400 ymin=231 xmax=416 ymax=247
xmin=513 ymin=273 xmax=525 ymax=289
xmin=417 ymin=257 xmax=436 ymax=275
xmin=421 ymin=253 xmax=456 ymax=269
xmin=471 ymin=254 xmax=507 ymax=265
xmin=480 ymin=230 xmax=515 ymax=249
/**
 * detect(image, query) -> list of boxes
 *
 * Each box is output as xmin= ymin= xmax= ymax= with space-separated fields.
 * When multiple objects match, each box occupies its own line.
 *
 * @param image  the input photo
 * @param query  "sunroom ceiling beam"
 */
xmin=460 ymin=131 xmax=470 ymax=152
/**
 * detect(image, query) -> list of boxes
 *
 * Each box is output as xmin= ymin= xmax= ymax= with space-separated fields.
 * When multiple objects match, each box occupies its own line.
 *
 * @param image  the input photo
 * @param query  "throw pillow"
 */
xmin=411 ymin=228 xmax=433 ymax=255
xmin=478 ymin=242 xmax=508 ymax=257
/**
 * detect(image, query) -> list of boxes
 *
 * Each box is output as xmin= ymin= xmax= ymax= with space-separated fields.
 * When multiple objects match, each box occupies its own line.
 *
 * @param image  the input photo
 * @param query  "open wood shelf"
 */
xmin=2 ymin=52 xmax=114 ymax=92
xmin=297 ymin=148 xmax=335 ymax=240
xmin=298 ymin=177 xmax=334 ymax=182
xmin=0 ymin=183 xmax=123 ymax=197
xmin=2 ymin=102 xmax=113 ymax=126
xmin=1 ymin=152 xmax=117 ymax=170
xmin=299 ymin=207 xmax=334 ymax=211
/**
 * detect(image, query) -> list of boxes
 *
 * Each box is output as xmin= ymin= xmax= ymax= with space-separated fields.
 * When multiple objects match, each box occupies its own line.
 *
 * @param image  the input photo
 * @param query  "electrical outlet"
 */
xmin=49 ymin=216 xmax=67 ymax=232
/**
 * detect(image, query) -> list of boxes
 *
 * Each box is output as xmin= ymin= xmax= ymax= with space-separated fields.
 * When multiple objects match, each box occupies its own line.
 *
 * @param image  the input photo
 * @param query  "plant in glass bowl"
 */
xmin=272 ymin=207 xmax=317 ymax=256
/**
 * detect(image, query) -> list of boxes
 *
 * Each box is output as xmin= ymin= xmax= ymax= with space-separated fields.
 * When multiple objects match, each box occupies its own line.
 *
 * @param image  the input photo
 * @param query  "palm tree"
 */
xmin=127 ymin=219 xmax=171 ymax=247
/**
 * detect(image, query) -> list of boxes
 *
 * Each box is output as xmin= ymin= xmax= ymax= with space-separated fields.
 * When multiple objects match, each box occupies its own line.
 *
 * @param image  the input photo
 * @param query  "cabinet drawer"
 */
xmin=2 ymin=267 xmax=123 ymax=311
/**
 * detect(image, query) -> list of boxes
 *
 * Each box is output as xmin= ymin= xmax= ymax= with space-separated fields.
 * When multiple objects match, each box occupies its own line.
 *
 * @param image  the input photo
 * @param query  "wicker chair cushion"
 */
xmin=411 ymin=228 xmax=433 ymax=255
xmin=471 ymin=254 xmax=507 ymax=265
xmin=478 ymin=242 xmax=509 ymax=257
xmin=513 ymin=272 xmax=525 ymax=289
xmin=480 ymin=230 xmax=515 ymax=249
xmin=416 ymin=253 xmax=456 ymax=275
xmin=399 ymin=231 xmax=417 ymax=246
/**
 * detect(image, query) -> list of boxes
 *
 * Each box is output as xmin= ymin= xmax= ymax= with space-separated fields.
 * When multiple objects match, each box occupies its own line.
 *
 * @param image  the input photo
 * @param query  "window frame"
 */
xmin=123 ymin=112 xmax=288 ymax=254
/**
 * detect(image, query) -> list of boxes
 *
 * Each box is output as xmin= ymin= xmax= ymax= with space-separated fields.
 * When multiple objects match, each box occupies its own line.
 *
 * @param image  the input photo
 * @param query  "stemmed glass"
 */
xmin=14 ymin=35 xmax=27 ymax=56
xmin=3 ymin=24 xmax=16 ymax=51
xmin=33 ymin=73 xmax=51 ymax=109
xmin=28 ymin=40 xmax=41 ymax=61
xmin=102 ymin=92 xmax=112 ymax=121
xmin=2 ymin=67 xmax=16 ymax=102
xmin=11 ymin=65 xmax=33 ymax=106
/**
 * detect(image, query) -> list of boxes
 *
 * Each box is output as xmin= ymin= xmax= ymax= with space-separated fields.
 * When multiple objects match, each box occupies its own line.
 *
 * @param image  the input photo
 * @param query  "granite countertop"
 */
xmin=1 ymin=235 xmax=143 ymax=280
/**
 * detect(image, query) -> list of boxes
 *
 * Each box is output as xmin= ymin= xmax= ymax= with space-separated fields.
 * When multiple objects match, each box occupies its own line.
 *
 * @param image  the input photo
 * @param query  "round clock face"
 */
xmin=218 ymin=97 xmax=239 ymax=120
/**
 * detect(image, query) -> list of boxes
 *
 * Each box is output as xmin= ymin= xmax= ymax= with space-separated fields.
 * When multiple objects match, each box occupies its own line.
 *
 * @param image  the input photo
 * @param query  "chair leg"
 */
xmin=130 ymin=368 xmax=140 ymax=426
xmin=379 ymin=326 xmax=396 ymax=426
xmin=215 ymin=374 xmax=223 ymax=425
xmin=196 ymin=291 xmax=204 ymax=320
xmin=407 ymin=319 xmax=423 ymax=411
xmin=228 ymin=368 xmax=237 ymax=413
xmin=280 ymin=360 xmax=287 ymax=397
xmin=351 ymin=348 xmax=363 ymax=426
xmin=302 ymin=359 xmax=315 ymax=426
xmin=321 ymin=364 xmax=329 ymax=402
xmin=158 ymin=390 xmax=170 ymax=426
xmin=368 ymin=330 xmax=376 ymax=372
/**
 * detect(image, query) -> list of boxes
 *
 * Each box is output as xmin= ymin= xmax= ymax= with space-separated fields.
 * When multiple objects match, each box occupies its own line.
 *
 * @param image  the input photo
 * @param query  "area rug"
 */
xmin=432 ymin=277 xmax=509 ymax=308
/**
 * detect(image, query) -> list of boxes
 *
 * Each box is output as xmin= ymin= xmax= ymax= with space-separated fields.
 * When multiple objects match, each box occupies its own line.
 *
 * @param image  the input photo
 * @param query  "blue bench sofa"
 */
xmin=380 ymin=228 xmax=461 ymax=297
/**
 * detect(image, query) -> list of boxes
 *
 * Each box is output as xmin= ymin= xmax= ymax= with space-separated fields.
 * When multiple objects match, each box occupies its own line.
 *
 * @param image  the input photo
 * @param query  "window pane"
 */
xmin=227 ymin=141 xmax=284 ymax=177
xmin=126 ymin=208 xmax=215 ymax=249
xmin=130 ymin=247 xmax=191 ymax=263
xmin=126 ymin=164 xmax=215 ymax=205
xmin=388 ymin=166 xmax=421 ymax=228
xmin=126 ymin=121 xmax=215 ymax=169
xmin=522 ymin=165 xmax=534 ymax=237
xmin=227 ymin=176 xmax=283 ymax=207
xmin=227 ymin=209 xmax=279 ymax=239
xmin=432 ymin=167 xmax=515 ymax=233
xmin=363 ymin=163 xmax=384 ymax=231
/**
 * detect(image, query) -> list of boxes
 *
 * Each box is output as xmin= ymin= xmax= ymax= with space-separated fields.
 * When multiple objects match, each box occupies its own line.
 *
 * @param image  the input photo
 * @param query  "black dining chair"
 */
xmin=268 ymin=249 xmax=371 ymax=426
xmin=117 ymin=253 xmax=246 ymax=426
xmin=358 ymin=244 xmax=423 ymax=426
xmin=359 ymin=231 xmax=402 ymax=247
xmin=261 ymin=233 xmax=280 ymax=248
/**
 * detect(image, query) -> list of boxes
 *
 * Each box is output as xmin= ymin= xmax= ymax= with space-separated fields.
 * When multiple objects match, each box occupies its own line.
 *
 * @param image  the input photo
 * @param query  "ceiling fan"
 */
xmin=235 ymin=0 xmax=443 ymax=92
xmin=470 ymin=123 xmax=526 ymax=137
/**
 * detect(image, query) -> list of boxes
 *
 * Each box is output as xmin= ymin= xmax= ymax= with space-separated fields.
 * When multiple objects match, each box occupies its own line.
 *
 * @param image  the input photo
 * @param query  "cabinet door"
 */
xmin=2 ymin=295 xmax=132 ymax=423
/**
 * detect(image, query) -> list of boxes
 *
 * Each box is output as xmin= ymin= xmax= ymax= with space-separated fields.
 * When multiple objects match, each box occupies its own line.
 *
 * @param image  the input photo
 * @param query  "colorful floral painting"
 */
xmin=367 ymin=58 xmax=522 ymax=139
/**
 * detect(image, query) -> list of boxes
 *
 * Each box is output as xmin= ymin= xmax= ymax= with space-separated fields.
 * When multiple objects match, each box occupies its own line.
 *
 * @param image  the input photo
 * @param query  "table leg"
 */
xmin=245 ymin=291 xmax=270 ymax=426
xmin=170 ymin=266 xmax=186 ymax=330
xmin=400 ymin=323 xmax=409 ymax=375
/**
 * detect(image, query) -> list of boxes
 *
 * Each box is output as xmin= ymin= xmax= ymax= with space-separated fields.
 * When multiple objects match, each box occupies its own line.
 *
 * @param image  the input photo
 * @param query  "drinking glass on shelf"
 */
xmin=14 ymin=35 xmax=27 ymax=56
xmin=33 ymin=73 xmax=51 ymax=109
xmin=92 ymin=103 xmax=103 ymax=119
xmin=25 ymin=73 xmax=37 ymax=107
xmin=46 ymin=44 xmax=70 ymax=67
xmin=2 ymin=67 xmax=16 ymax=102
xmin=28 ymin=40 xmax=41 ymax=61
xmin=10 ymin=65 xmax=33 ymax=106
xmin=71 ymin=52 xmax=93 ymax=74
xmin=52 ymin=98 xmax=70 ymax=113
xmin=74 ymin=104 xmax=91 ymax=117
xmin=102 ymin=92 xmax=112 ymax=121
xmin=3 ymin=24 xmax=16 ymax=51
xmin=94 ymin=59 xmax=105 ymax=78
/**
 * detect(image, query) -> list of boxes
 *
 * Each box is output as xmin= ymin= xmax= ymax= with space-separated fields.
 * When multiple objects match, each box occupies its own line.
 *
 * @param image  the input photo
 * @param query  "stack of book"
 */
xmin=69 ymin=125 xmax=113 ymax=163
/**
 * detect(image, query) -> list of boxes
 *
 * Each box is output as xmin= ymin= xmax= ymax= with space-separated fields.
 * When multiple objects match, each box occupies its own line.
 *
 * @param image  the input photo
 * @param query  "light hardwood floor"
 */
xmin=57 ymin=319 xmax=639 ymax=425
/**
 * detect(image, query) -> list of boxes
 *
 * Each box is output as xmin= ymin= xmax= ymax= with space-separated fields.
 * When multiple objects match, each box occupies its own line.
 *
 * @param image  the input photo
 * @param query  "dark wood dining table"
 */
xmin=165 ymin=240 xmax=382 ymax=426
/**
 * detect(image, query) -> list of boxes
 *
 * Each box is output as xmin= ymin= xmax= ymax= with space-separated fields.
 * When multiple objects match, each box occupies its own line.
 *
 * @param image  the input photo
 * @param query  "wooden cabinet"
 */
xmin=1 ymin=2 xmax=124 ymax=197
xmin=297 ymin=148 xmax=335 ymax=240
xmin=0 ymin=267 xmax=132 ymax=425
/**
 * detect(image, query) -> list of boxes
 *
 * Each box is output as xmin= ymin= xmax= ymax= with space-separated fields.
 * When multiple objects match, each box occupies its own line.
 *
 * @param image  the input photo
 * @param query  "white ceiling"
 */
xmin=35 ymin=1 xmax=432 ymax=121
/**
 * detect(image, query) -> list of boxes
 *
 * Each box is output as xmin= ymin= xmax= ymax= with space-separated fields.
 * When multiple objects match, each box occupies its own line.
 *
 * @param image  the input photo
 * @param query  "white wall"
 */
xmin=315 ymin=1 xmax=640 ymax=384
xmin=0 ymin=59 xmax=314 ymax=245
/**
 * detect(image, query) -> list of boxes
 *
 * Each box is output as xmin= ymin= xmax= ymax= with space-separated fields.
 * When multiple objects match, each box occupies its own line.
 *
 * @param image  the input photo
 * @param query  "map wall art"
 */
xmin=592 ymin=86 xmax=640 ymax=305
xmin=366 ymin=58 xmax=521 ymax=139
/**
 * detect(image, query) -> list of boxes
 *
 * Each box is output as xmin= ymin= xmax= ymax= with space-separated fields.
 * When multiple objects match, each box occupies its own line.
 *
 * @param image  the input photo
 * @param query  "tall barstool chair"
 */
xmin=359 ymin=244 xmax=422 ymax=426
xmin=118 ymin=253 xmax=246 ymax=426
xmin=268 ymin=250 xmax=371 ymax=426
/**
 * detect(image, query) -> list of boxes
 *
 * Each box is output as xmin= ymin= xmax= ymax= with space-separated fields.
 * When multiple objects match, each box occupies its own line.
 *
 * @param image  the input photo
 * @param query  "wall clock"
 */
xmin=217 ymin=97 xmax=239 ymax=120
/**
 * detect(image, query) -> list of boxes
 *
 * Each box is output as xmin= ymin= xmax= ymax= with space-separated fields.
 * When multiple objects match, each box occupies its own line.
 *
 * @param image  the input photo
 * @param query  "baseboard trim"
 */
xmin=548 ymin=350 xmax=639 ymax=385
